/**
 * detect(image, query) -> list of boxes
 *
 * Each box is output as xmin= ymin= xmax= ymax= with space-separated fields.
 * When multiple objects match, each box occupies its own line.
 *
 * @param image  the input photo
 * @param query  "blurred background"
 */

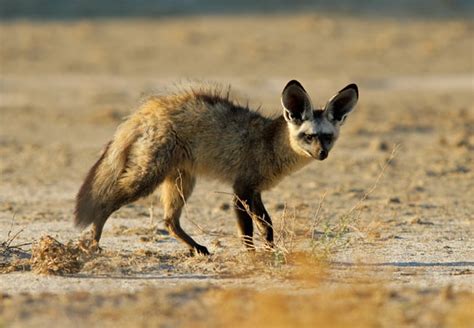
xmin=1 ymin=0 xmax=473 ymax=79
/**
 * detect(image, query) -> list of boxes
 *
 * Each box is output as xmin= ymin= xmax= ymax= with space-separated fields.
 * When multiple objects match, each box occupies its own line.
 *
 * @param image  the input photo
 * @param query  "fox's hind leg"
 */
xmin=161 ymin=170 xmax=209 ymax=255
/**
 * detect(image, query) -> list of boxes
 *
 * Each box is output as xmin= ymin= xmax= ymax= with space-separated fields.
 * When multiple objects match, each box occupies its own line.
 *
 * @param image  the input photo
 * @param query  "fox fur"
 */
xmin=75 ymin=80 xmax=358 ymax=255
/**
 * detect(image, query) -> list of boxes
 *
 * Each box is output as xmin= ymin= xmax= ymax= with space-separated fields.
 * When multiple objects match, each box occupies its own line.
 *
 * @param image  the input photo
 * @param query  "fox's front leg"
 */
xmin=233 ymin=187 xmax=255 ymax=250
xmin=233 ymin=185 xmax=274 ymax=250
xmin=251 ymin=192 xmax=274 ymax=248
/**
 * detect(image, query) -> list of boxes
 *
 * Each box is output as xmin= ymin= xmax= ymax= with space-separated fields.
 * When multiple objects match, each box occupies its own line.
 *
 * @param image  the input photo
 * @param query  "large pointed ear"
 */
xmin=281 ymin=80 xmax=313 ymax=123
xmin=325 ymin=84 xmax=358 ymax=125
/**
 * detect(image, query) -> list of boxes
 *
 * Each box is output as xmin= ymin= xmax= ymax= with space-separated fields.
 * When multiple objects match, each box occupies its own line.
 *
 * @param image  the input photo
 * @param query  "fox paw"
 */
xmin=190 ymin=245 xmax=210 ymax=256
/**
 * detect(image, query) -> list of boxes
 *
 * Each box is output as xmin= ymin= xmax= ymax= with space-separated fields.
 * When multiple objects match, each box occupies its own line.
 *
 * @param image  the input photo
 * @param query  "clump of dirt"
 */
xmin=30 ymin=235 xmax=98 ymax=275
xmin=0 ymin=258 xmax=31 ymax=274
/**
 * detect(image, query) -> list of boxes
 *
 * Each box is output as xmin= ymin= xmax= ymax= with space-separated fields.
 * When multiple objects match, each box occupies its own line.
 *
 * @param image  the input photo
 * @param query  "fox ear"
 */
xmin=325 ymin=84 xmax=358 ymax=125
xmin=281 ymin=80 xmax=313 ymax=123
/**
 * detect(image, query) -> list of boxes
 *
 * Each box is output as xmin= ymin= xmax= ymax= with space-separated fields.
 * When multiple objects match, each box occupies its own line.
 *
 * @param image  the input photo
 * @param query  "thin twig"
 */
xmin=6 ymin=213 xmax=16 ymax=241
xmin=5 ymin=228 xmax=25 ymax=248
xmin=174 ymin=170 xmax=208 ymax=235
xmin=307 ymin=192 xmax=327 ymax=238
xmin=341 ymin=145 xmax=400 ymax=223
xmin=1 ymin=214 xmax=29 ymax=257
xmin=148 ymin=195 xmax=155 ymax=227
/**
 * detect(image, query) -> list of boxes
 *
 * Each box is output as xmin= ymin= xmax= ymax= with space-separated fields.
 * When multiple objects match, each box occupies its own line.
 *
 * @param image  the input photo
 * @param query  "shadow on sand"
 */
xmin=333 ymin=261 xmax=474 ymax=268
xmin=72 ymin=273 xmax=216 ymax=280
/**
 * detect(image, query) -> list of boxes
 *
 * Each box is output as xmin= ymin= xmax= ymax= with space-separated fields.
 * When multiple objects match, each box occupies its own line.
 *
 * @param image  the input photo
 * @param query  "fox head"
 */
xmin=281 ymin=80 xmax=358 ymax=160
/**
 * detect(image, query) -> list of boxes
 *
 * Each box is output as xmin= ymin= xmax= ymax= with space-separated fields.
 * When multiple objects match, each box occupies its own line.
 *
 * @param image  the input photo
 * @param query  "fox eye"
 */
xmin=303 ymin=134 xmax=314 ymax=143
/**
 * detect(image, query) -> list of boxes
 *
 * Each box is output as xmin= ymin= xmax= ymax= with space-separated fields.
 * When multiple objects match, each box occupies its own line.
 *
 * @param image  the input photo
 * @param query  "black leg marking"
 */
xmin=233 ymin=184 xmax=274 ymax=250
xmin=252 ymin=193 xmax=274 ymax=247
xmin=233 ymin=187 xmax=255 ymax=250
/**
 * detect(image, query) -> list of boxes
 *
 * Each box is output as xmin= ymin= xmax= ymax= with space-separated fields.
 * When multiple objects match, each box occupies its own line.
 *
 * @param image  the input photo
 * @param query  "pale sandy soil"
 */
xmin=0 ymin=13 xmax=473 ymax=327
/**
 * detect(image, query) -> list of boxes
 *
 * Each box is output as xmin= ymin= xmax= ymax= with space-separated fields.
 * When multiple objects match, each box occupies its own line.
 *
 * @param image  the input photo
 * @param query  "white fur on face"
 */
xmin=287 ymin=113 xmax=340 ymax=158
xmin=300 ymin=117 xmax=337 ymax=136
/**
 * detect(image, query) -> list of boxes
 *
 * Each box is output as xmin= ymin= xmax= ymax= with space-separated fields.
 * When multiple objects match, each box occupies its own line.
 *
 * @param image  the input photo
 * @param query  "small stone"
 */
xmin=452 ymin=133 xmax=469 ymax=148
xmin=212 ymin=239 xmax=223 ymax=248
xmin=453 ymin=165 xmax=469 ymax=174
xmin=438 ymin=136 xmax=448 ymax=145
xmin=274 ymin=203 xmax=285 ymax=211
xmin=370 ymin=139 xmax=390 ymax=152
xmin=410 ymin=217 xmax=434 ymax=225
xmin=412 ymin=185 xmax=425 ymax=192
xmin=155 ymin=229 xmax=169 ymax=236
xmin=0 ymin=293 xmax=11 ymax=300
xmin=388 ymin=197 xmax=401 ymax=204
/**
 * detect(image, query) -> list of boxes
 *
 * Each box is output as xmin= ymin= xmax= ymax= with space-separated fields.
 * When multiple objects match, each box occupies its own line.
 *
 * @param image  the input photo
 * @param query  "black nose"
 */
xmin=319 ymin=149 xmax=328 ymax=160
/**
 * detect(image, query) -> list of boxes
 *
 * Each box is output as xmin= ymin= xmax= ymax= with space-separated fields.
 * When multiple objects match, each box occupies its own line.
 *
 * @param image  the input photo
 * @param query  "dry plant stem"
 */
xmin=274 ymin=205 xmax=289 ymax=251
xmin=148 ymin=196 xmax=155 ymax=227
xmin=5 ymin=228 xmax=24 ymax=249
xmin=307 ymin=192 xmax=327 ymax=239
xmin=337 ymin=144 xmax=400 ymax=232
xmin=286 ymin=207 xmax=297 ymax=253
xmin=1 ymin=214 xmax=30 ymax=253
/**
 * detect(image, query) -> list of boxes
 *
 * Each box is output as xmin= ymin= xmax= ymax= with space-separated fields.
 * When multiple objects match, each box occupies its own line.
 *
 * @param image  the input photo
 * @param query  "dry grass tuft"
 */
xmin=30 ymin=235 xmax=98 ymax=275
xmin=0 ymin=215 xmax=31 ymax=273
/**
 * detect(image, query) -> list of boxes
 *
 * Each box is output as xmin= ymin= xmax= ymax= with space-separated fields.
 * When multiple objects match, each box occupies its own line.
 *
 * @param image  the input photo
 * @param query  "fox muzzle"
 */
xmin=318 ymin=149 xmax=328 ymax=160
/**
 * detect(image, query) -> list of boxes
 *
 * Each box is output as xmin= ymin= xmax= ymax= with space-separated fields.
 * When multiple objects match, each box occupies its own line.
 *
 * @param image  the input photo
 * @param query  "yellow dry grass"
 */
xmin=30 ymin=235 xmax=98 ymax=275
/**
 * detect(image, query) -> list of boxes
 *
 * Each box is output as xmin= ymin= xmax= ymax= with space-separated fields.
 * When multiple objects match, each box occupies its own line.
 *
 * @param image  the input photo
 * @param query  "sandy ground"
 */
xmin=0 ymin=12 xmax=473 ymax=327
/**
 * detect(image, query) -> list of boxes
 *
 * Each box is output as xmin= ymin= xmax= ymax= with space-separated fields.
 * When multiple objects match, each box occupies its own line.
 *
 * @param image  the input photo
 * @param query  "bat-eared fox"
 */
xmin=75 ymin=80 xmax=358 ymax=255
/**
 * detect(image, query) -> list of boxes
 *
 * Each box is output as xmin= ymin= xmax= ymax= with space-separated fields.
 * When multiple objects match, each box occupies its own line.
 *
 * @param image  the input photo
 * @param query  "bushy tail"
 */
xmin=74 ymin=123 xmax=138 ymax=229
